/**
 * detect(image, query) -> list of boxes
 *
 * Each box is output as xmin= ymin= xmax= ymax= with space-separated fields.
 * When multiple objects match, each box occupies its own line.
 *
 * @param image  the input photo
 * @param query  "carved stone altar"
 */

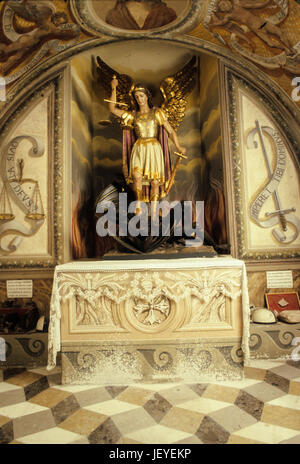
xmin=47 ymin=257 xmax=250 ymax=384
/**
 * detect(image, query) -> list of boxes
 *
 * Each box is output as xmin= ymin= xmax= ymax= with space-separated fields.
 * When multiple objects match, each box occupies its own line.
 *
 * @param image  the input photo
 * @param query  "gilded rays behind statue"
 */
xmin=94 ymin=56 xmax=200 ymax=254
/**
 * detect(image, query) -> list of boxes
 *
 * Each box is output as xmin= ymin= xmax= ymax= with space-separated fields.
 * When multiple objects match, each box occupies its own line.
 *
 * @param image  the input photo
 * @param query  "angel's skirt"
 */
xmin=128 ymin=138 xmax=165 ymax=185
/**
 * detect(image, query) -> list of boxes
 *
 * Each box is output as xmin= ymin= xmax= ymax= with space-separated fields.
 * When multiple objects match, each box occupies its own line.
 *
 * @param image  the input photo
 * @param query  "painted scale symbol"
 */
xmin=0 ymin=135 xmax=46 ymax=254
xmin=247 ymin=120 xmax=300 ymax=244
xmin=0 ymin=160 xmax=45 ymax=221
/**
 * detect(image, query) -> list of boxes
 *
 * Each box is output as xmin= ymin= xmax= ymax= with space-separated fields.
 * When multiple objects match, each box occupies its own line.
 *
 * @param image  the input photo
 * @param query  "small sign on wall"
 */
xmin=6 ymin=280 xmax=33 ymax=298
xmin=266 ymin=271 xmax=293 ymax=289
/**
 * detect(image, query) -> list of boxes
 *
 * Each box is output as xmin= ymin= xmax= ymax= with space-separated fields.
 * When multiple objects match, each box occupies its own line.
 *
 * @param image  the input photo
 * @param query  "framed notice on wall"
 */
xmin=6 ymin=280 xmax=33 ymax=298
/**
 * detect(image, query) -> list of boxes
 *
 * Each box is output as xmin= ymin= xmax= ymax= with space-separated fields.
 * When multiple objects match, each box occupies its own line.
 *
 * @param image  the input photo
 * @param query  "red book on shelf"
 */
xmin=266 ymin=292 xmax=300 ymax=313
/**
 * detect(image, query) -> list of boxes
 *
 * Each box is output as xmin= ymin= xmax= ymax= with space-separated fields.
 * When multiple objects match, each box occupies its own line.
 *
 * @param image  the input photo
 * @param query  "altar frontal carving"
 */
xmin=48 ymin=259 xmax=249 ymax=383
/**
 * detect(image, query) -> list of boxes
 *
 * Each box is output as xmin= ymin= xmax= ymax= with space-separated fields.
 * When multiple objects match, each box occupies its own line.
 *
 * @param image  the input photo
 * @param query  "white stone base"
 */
xmin=61 ymin=338 xmax=244 ymax=385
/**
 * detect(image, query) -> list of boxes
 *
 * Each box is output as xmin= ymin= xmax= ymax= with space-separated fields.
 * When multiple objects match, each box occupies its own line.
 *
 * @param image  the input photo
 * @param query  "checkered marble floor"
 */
xmin=1 ymin=359 xmax=300 ymax=444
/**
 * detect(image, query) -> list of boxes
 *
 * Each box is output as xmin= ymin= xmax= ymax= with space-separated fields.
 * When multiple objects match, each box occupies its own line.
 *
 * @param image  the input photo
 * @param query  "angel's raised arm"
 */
xmin=95 ymin=56 xmax=134 ymax=122
xmin=109 ymin=77 xmax=126 ymax=119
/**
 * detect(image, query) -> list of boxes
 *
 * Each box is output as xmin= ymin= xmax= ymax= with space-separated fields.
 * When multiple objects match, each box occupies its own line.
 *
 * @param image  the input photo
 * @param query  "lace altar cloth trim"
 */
xmin=47 ymin=257 xmax=250 ymax=370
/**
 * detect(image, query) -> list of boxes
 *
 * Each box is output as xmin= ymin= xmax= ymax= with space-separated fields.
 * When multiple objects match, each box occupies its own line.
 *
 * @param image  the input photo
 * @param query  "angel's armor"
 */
xmin=121 ymin=108 xmax=167 ymax=187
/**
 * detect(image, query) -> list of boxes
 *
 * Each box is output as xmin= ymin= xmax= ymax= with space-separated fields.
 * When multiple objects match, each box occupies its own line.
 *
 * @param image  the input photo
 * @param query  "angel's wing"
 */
xmin=160 ymin=56 xmax=197 ymax=131
xmin=94 ymin=56 xmax=134 ymax=110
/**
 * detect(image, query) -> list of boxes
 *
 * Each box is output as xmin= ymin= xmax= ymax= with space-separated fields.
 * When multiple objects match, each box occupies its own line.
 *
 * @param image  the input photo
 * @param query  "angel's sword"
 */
xmin=255 ymin=119 xmax=289 ymax=233
xmin=104 ymin=99 xmax=128 ymax=108
xmin=165 ymin=152 xmax=188 ymax=195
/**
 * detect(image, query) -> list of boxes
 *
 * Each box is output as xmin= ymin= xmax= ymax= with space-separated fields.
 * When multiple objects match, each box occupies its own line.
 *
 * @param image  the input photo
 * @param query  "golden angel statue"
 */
xmin=95 ymin=56 xmax=196 ymax=212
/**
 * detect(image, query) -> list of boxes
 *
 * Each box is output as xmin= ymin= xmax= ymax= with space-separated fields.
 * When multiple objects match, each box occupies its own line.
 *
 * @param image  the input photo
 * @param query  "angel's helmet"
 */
xmin=132 ymin=84 xmax=153 ymax=110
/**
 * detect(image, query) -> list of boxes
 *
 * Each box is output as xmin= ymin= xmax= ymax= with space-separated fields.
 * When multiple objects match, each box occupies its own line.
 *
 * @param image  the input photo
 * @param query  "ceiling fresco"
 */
xmin=0 ymin=0 xmax=298 ymax=109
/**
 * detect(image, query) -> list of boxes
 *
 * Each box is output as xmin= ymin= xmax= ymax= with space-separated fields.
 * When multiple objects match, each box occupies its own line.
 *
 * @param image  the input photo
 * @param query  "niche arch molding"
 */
xmin=0 ymin=35 xmax=299 ymax=273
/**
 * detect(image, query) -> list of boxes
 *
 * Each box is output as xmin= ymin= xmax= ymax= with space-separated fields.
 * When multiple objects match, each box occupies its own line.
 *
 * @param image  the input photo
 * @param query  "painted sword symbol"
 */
xmin=255 ymin=120 xmax=289 ymax=235
xmin=247 ymin=121 xmax=300 ymax=244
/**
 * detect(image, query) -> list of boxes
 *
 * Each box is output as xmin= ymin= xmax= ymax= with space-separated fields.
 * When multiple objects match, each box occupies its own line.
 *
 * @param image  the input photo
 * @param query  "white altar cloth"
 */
xmin=47 ymin=256 xmax=250 ymax=370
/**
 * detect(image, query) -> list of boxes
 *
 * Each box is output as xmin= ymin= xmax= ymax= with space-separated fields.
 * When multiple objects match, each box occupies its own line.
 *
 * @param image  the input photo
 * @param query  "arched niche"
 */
xmin=0 ymin=36 xmax=299 ymax=272
xmin=71 ymin=41 xmax=227 ymax=259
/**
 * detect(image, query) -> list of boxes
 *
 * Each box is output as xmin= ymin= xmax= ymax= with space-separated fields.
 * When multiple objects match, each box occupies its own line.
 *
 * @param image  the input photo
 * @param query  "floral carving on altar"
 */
xmin=166 ymin=269 xmax=242 ymax=325
xmin=57 ymin=271 xmax=130 ymax=329
xmin=52 ymin=268 xmax=243 ymax=334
